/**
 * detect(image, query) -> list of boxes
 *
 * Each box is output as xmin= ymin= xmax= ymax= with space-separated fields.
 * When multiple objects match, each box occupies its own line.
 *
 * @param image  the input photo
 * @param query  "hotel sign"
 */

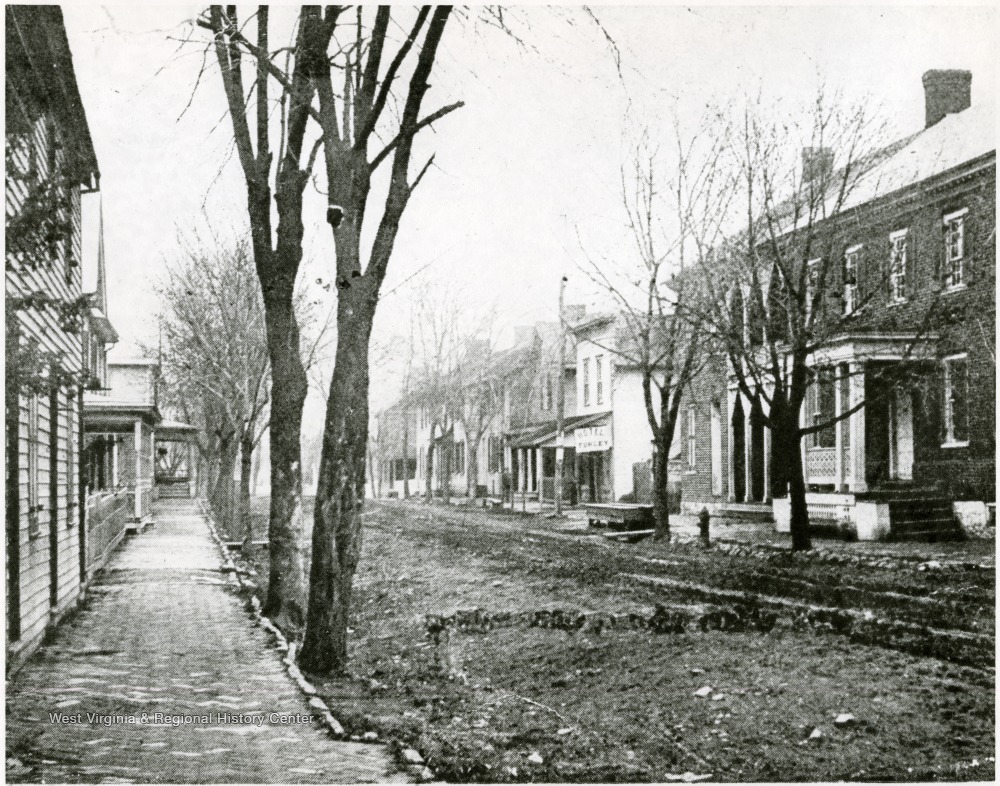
xmin=576 ymin=425 xmax=611 ymax=453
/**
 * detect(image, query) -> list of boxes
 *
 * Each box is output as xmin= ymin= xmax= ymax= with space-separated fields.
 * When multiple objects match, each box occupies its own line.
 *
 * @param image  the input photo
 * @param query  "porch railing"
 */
xmin=86 ymin=489 xmax=130 ymax=577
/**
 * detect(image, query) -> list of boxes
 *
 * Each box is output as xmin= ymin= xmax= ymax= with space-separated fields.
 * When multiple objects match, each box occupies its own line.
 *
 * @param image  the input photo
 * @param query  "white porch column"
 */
xmin=111 ymin=438 xmax=119 ymax=488
xmin=536 ymin=447 xmax=544 ymax=501
xmin=518 ymin=448 xmax=525 ymax=494
xmin=849 ymin=362 xmax=866 ymax=493
xmin=834 ymin=365 xmax=844 ymax=492
xmin=727 ymin=390 xmax=737 ymax=501
xmin=134 ymin=420 xmax=142 ymax=520
xmin=762 ymin=420 xmax=771 ymax=502
xmin=188 ymin=440 xmax=197 ymax=498
xmin=744 ymin=399 xmax=752 ymax=503
xmin=799 ymin=392 xmax=809 ymax=482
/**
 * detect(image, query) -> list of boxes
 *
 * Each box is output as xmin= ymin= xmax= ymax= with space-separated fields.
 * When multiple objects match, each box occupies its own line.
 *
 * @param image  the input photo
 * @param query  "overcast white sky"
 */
xmin=61 ymin=3 xmax=996 ymax=417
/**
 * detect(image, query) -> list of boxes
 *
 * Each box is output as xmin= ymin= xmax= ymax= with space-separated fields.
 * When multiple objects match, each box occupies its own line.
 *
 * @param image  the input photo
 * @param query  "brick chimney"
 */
xmin=513 ymin=325 xmax=535 ymax=346
xmin=563 ymin=304 xmax=586 ymax=324
xmin=922 ymin=69 xmax=972 ymax=129
xmin=801 ymin=147 xmax=834 ymax=182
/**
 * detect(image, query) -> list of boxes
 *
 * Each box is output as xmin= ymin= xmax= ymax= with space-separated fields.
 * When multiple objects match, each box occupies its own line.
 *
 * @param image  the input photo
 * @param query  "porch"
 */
xmin=786 ymin=337 xmax=964 ymax=541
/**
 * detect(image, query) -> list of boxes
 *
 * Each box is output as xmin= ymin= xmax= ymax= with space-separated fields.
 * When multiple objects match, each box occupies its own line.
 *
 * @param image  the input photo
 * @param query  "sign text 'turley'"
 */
xmin=576 ymin=425 xmax=611 ymax=453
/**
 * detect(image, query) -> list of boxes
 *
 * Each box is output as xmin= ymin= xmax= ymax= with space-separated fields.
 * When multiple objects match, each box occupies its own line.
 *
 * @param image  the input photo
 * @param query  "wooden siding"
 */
xmin=6 ymin=82 xmax=86 ymax=655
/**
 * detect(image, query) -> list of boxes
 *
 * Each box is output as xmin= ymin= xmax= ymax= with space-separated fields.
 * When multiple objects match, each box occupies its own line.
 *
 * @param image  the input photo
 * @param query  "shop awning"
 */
xmin=509 ymin=412 xmax=609 ymax=449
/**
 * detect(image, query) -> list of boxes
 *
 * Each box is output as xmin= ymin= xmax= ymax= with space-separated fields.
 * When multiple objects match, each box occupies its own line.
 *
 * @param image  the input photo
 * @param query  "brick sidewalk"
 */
xmin=5 ymin=498 xmax=407 ymax=784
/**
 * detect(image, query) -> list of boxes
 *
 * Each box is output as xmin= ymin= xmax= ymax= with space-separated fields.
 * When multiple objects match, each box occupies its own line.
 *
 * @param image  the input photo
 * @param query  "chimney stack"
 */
xmin=513 ymin=325 xmax=535 ymax=346
xmin=801 ymin=147 xmax=834 ymax=182
xmin=563 ymin=304 xmax=586 ymax=324
xmin=922 ymin=69 xmax=972 ymax=129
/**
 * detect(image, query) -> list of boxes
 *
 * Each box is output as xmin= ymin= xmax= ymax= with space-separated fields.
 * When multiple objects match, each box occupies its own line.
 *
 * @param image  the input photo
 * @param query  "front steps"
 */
xmin=886 ymin=497 xmax=965 ymax=542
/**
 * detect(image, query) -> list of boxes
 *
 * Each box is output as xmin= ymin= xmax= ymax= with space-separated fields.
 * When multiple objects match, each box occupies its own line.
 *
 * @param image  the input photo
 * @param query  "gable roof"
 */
xmin=841 ymin=101 xmax=995 ymax=212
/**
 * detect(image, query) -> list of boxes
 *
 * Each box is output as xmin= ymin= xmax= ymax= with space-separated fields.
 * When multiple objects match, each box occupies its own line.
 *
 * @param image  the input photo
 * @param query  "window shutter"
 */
xmin=962 ymin=210 xmax=973 ymax=285
xmin=883 ymin=235 xmax=893 ymax=299
xmin=928 ymin=365 xmax=945 ymax=445
xmin=906 ymin=228 xmax=917 ymax=299
xmin=936 ymin=219 xmax=947 ymax=285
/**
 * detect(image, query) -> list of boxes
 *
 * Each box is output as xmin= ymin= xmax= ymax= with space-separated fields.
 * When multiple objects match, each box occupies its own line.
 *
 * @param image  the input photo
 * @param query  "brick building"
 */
xmin=680 ymin=70 xmax=995 ymax=540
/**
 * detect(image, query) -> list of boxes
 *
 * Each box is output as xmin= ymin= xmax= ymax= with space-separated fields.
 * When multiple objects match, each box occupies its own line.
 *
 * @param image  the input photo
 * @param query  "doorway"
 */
xmin=731 ymin=397 xmax=746 ymax=501
xmin=889 ymin=387 xmax=914 ymax=481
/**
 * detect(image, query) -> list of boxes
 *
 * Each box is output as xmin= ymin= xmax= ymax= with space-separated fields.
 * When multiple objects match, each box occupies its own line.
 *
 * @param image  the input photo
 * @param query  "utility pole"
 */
xmin=554 ymin=276 xmax=567 ymax=516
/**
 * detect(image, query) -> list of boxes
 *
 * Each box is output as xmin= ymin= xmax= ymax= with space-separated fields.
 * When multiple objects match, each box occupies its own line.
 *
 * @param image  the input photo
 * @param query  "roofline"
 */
xmin=6 ymin=6 xmax=100 ymax=186
xmin=570 ymin=313 xmax=616 ymax=333
xmin=109 ymin=359 xmax=160 ymax=367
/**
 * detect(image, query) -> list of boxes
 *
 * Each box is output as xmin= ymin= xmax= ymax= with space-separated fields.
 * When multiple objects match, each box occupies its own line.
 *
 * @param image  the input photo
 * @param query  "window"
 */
xmin=686 ymin=407 xmax=697 ymax=469
xmin=943 ymin=208 xmax=967 ymax=289
xmin=595 ymin=355 xmax=604 ymax=406
xmin=488 ymin=435 xmax=501 ymax=473
xmin=889 ymin=229 xmax=908 ymax=302
xmin=393 ymin=458 xmax=416 ymax=481
xmin=805 ymin=258 xmax=821 ymax=320
xmin=27 ymin=393 xmax=40 ymax=538
xmin=809 ymin=369 xmax=836 ymax=448
xmin=453 ymin=441 xmax=465 ymax=475
xmin=66 ymin=391 xmax=74 ymax=527
xmin=943 ymin=355 xmax=969 ymax=446
xmin=710 ymin=401 xmax=723 ymax=495
xmin=541 ymin=373 xmax=552 ymax=411
xmin=843 ymin=245 xmax=861 ymax=315
xmin=582 ymin=358 xmax=591 ymax=406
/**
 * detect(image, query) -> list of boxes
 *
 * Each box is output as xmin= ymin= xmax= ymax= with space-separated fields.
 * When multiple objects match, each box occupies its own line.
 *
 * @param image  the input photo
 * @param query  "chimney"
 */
xmin=563 ymin=304 xmax=586 ymax=324
xmin=801 ymin=147 xmax=834 ymax=182
xmin=513 ymin=325 xmax=535 ymax=346
xmin=922 ymin=69 xmax=972 ymax=129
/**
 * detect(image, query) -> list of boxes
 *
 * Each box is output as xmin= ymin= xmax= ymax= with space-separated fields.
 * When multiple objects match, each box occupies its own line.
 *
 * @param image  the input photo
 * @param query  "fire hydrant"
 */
xmin=698 ymin=507 xmax=711 ymax=548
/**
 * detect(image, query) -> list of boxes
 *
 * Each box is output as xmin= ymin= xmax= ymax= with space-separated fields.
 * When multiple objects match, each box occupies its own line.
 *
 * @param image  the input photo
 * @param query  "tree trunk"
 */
xmin=442 ymin=440 xmax=452 ymax=504
xmin=211 ymin=429 xmax=238 ymax=537
xmin=786 ymin=432 xmax=812 ymax=551
xmin=651 ymin=431 xmax=672 ymax=541
xmin=467 ymin=433 xmax=481 ymax=498
xmin=260 ymin=288 xmax=309 ymax=635
xmin=251 ymin=437 xmax=262 ymax=497
xmin=424 ymin=441 xmax=435 ymax=502
xmin=258 ymin=177 xmax=310 ymax=636
xmin=402 ymin=409 xmax=410 ymax=499
xmin=239 ymin=432 xmax=253 ymax=541
xmin=299 ymin=293 xmax=373 ymax=675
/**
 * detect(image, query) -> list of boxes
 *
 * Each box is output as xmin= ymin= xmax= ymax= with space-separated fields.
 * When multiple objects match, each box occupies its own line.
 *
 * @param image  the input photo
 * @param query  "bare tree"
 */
xmin=158 ymin=237 xmax=270 ymax=539
xmin=199 ymin=6 xmax=321 ymax=634
xmin=409 ymin=281 xmax=465 ymax=506
xmin=689 ymin=86 xmax=958 ymax=551
xmin=454 ymin=331 xmax=502 ymax=500
xmin=198 ymin=5 xmax=615 ymax=673
xmin=300 ymin=6 xmax=463 ymax=674
xmin=580 ymin=123 xmax=731 ymax=539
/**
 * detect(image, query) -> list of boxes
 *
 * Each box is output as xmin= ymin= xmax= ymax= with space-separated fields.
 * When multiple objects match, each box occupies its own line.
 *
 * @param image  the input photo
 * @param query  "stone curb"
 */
xmin=196 ymin=501 xmax=346 ymax=739
xmin=708 ymin=538 xmax=992 ymax=573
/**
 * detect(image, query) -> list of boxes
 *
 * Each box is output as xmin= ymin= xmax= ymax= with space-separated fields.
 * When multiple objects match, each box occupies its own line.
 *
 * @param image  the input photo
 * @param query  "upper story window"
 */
xmin=541 ymin=373 xmax=552 ymax=411
xmin=843 ymin=245 xmax=861 ymax=315
xmin=889 ymin=229 xmax=909 ymax=303
xmin=943 ymin=208 xmax=967 ymax=290
xmin=595 ymin=355 xmax=604 ymax=406
xmin=943 ymin=354 xmax=969 ymax=447
xmin=686 ymin=406 xmax=697 ymax=469
xmin=582 ymin=357 xmax=591 ymax=407
xmin=805 ymin=258 xmax=821 ymax=320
